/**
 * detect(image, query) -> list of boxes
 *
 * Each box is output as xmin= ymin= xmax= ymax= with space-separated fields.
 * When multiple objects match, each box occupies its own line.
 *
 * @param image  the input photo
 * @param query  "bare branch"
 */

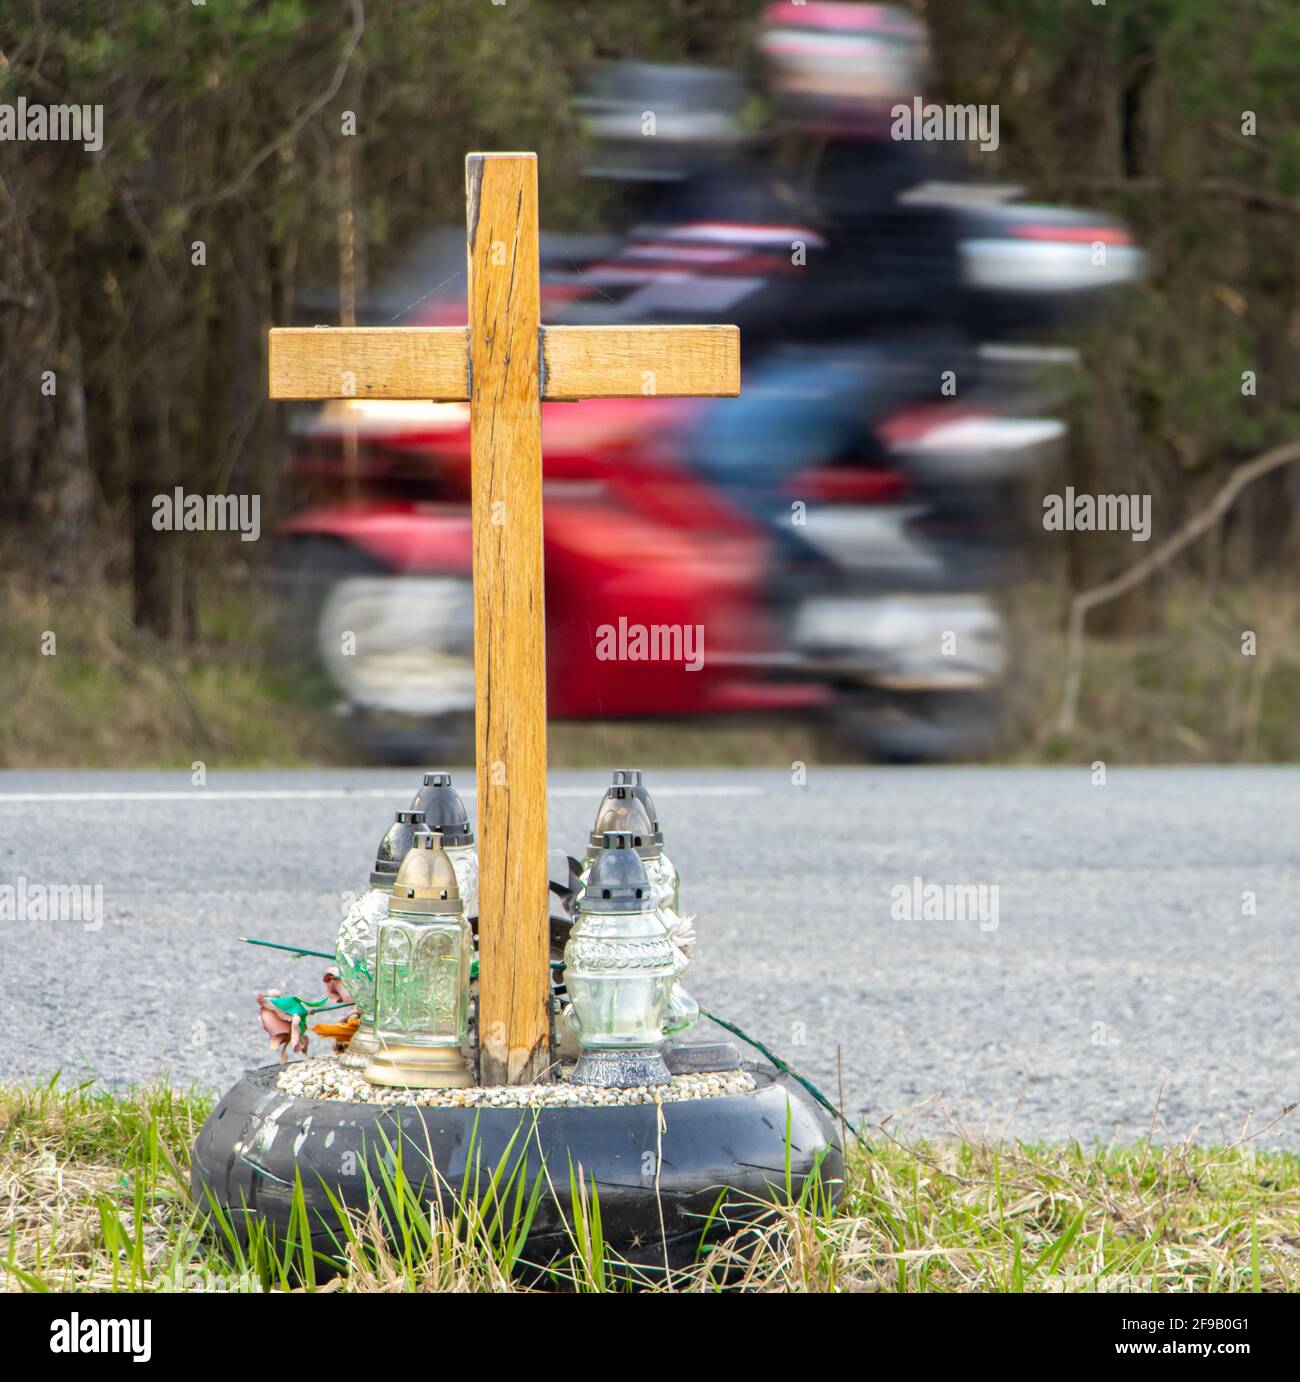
xmin=1075 ymin=176 xmax=1300 ymax=218
xmin=183 ymin=0 xmax=366 ymax=214
xmin=1058 ymin=439 xmax=1300 ymax=733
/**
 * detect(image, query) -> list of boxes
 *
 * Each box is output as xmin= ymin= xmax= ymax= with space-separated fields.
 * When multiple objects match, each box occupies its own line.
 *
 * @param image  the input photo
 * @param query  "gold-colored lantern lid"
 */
xmin=391 ymin=831 xmax=463 ymax=915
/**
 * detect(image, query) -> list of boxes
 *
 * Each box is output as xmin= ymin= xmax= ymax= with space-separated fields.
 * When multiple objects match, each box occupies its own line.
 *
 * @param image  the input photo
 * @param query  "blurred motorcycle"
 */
xmin=273 ymin=200 xmax=1137 ymax=762
xmin=272 ymin=52 xmax=1142 ymax=762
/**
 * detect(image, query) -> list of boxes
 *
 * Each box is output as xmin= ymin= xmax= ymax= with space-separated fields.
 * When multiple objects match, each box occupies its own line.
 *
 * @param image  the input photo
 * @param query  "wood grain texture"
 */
xmin=541 ymin=324 xmax=740 ymax=399
xmin=466 ymin=152 xmax=552 ymax=1087
xmin=269 ymin=324 xmax=740 ymax=402
xmin=268 ymin=326 xmax=470 ymax=400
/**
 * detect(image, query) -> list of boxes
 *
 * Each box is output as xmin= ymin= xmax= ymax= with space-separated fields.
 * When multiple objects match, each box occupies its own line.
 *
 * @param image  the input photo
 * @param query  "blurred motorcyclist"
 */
xmin=757 ymin=2 xmax=965 ymax=355
xmin=569 ymin=6 xmax=968 ymax=588
xmin=573 ymin=62 xmax=753 ymax=235
xmin=687 ymin=1 xmax=967 ymax=583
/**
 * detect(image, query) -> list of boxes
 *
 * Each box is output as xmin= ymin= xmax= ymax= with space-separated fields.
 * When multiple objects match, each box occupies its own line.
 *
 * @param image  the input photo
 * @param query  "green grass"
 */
xmin=3 ymin=1078 xmax=1298 ymax=1293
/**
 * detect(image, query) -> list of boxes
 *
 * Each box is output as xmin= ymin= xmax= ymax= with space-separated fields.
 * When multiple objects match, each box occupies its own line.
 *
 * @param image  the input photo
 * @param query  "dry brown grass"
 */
xmin=6 ymin=554 xmax=1300 ymax=770
xmin=1009 ymin=577 xmax=1300 ymax=764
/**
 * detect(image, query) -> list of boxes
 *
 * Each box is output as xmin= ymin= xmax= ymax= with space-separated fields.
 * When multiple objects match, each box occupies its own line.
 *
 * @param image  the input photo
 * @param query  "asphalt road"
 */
xmin=1 ymin=766 xmax=1297 ymax=1147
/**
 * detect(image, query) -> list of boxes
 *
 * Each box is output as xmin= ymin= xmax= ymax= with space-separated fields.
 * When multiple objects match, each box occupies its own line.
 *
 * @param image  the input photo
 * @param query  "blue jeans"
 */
xmin=689 ymin=343 xmax=890 ymax=564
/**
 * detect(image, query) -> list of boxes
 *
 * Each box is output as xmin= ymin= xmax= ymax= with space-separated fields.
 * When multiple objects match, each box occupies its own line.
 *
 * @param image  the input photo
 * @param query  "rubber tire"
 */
xmin=192 ymin=1062 xmax=843 ymax=1277
xmin=833 ymin=688 xmax=1004 ymax=763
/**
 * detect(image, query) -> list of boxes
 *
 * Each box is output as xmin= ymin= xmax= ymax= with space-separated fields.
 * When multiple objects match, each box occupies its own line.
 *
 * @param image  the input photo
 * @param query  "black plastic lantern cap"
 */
xmin=370 ymin=808 xmax=426 ymax=886
xmin=582 ymin=831 xmax=651 ymax=914
xmin=410 ymin=771 xmax=474 ymax=847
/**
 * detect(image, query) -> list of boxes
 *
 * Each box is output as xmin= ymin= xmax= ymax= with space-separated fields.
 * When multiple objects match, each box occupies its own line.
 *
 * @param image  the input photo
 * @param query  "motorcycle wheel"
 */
xmin=831 ymin=688 xmax=1004 ymax=764
xmin=273 ymin=537 xmax=475 ymax=764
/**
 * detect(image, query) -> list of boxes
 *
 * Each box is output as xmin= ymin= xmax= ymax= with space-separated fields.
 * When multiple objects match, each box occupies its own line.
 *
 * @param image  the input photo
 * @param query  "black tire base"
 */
xmin=191 ymin=1062 xmax=843 ymax=1275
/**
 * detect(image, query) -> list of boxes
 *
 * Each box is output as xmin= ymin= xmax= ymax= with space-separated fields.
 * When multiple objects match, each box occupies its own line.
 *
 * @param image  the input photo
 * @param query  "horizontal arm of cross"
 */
xmin=268 ymin=323 xmax=739 ymax=401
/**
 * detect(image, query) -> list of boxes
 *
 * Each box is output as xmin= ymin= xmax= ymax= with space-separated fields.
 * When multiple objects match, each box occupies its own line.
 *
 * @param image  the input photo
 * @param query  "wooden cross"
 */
xmin=268 ymin=153 xmax=740 ymax=1085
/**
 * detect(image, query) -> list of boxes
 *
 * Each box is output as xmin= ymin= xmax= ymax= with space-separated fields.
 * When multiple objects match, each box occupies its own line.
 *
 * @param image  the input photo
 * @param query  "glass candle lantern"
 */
xmin=334 ymin=807 xmax=425 ymax=1069
xmin=578 ymin=775 xmax=698 ymax=1038
xmin=612 ymin=767 xmax=680 ymax=912
xmin=565 ymin=830 xmax=676 ymax=1089
xmin=410 ymin=771 xmax=479 ymax=918
xmin=364 ymin=831 xmax=474 ymax=1089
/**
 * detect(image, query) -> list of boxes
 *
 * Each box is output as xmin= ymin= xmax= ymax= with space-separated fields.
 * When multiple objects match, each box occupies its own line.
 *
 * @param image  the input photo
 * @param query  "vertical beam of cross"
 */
xmin=465 ymin=153 xmax=550 ymax=1087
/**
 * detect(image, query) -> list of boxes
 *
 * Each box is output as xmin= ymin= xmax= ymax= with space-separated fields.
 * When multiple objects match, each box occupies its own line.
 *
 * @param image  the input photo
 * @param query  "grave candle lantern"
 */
xmin=365 ymin=831 xmax=474 ymax=1089
xmin=410 ymin=772 xmax=478 ymax=917
xmin=334 ymin=807 xmax=426 ymax=1069
xmin=565 ymin=830 xmax=676 ymax=1089
xmin=612 ymin=768 xmax=680 ymax=912
xmin=581 ymin=776 xmax=698 ymax=1036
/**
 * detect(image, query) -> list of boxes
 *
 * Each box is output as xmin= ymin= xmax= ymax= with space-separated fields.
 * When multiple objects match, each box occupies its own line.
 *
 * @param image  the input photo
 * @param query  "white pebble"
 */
xmin=276 ymin=1055 xmax=756 ymax=1108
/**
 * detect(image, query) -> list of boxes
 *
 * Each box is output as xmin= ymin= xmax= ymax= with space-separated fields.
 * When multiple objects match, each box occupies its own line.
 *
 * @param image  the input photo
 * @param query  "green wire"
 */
xmin=240 ymin=936 xmax=335 ymax=961
xmin=702 ymin=1008 xmax=842 ymax=1123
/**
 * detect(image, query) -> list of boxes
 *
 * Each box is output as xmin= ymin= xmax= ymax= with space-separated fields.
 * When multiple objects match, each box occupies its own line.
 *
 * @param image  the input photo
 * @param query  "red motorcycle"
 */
xmin=275 ymin=386 xmax=1049 ymax=761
